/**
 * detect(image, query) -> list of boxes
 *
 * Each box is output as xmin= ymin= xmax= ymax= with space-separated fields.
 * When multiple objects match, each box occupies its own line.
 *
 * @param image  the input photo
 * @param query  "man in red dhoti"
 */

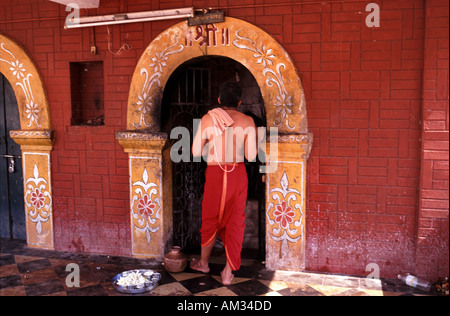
xmin=191 ymin=82 xmax=258 ymax=285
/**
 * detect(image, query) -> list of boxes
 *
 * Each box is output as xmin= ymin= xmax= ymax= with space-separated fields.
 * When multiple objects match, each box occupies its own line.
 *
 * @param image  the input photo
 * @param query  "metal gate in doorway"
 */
xmin=162 ymin=58 xmax=267 ymax=258
xmin=163 ymin=66 xmax=211 ymax=251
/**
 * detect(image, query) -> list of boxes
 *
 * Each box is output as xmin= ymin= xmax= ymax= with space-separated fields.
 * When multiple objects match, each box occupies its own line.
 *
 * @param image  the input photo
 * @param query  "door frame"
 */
xmin=0 ymin=33 xmax=54 ymax=250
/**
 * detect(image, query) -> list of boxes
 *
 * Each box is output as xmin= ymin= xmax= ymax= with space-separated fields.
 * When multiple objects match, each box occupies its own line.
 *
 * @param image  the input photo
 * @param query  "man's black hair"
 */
xmin=219 ymin=82 xmax=242 ymax=108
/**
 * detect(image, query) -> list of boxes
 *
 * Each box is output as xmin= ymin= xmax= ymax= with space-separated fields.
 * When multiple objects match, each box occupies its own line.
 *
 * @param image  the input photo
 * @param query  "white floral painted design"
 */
xmin=131 ymin=168 xmax=161 ymax=244
xmin=24 ymin=164 xmax=52 ymax=235
xmin=266 ymin=172 xmax=303 ymax=244
xmin=134 ymin=36 xmax=185 ymax=128
xmin=0 ymin=43 xmax=41 ymax=128
xmin=233 ymin=31 xmax=296 ymax=130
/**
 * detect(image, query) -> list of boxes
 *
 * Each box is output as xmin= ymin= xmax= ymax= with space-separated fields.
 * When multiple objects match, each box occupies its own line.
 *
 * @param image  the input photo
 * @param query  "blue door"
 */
xmin=0 ymin=73 xmax=26 ymax=240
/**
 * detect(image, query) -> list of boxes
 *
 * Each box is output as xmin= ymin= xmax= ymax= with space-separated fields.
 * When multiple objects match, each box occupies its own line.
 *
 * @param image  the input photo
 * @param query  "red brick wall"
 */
xmin=297 ymin=0 xmax=424 ymax=278
xmin=1 ymin=0 xmax=448 ymax=279
xmin=416 ymin=0 xmax=449 ymax=280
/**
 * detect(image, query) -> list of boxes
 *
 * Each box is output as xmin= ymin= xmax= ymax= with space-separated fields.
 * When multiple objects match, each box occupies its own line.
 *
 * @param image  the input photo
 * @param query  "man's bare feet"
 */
xmin=190 ymin=258 xmax=210 ymax=273
xmin=221 ymin=262 xmax=234 ymax=285
xmin=221 ymin=270 xmax=234 ymax=285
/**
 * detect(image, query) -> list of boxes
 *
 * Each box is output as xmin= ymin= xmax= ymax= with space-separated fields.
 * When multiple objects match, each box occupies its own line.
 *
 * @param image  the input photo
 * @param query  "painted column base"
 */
xmin=116 ymin=131 xmax=172 ymax=259
xmin=10 ymin=130 xmax=54 ymax=250
xmin=265 ymin=133 xmax=312 ymax=271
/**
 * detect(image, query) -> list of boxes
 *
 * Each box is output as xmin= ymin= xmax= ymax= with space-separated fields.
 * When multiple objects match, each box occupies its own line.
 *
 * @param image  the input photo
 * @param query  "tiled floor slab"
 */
xmin=0 ymin=239 xmax=433 ymax=297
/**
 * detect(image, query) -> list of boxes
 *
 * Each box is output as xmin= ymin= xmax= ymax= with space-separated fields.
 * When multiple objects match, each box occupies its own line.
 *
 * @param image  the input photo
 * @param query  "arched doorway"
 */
xmin=0 ymin=34 xmax=54 ymax=250
xmin=117 ymin=17 xmax=312 ymax=270
xmin=161 ymin=56 xmax=267 ymax=258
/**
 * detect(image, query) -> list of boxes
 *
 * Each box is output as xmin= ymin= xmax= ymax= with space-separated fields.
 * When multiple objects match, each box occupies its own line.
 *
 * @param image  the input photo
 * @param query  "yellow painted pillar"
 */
xmin=10 ymin=130 xmax=54 ymax=250
xmin=116 ymin=131 xmax=172 ymax=259
xmin=265 ymin=133 xmax=313 ymax=270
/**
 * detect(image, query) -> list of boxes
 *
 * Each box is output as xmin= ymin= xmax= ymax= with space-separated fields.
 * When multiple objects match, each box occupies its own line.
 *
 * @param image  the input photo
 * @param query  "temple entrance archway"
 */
xmin=117 ymin=17 xmax=312 ymax=270
xmin=0 ymin=33 xmax=54 ymax=250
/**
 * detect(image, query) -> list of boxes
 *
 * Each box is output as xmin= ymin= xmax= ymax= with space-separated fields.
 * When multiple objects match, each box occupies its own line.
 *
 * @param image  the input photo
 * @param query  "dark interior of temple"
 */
xmin=161 ymin=56 xmax=266 ymax=258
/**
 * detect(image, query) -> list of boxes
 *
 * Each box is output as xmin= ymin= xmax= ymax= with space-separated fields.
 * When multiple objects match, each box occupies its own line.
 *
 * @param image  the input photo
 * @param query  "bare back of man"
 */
xmin=192 ymin=107 xmax=258 ymax=165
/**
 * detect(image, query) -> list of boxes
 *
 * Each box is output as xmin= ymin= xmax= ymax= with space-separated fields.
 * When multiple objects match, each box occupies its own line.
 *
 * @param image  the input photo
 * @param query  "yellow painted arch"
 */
xmin=127 ymin=17 xmax=308 ymax=134
xmin=0 ymin=33 xmax=51 ymax=131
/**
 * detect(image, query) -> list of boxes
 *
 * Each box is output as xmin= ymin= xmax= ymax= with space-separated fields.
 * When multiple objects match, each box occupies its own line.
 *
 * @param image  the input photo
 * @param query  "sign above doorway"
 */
xmin=188 ymin=11 xmax=225 ymax=27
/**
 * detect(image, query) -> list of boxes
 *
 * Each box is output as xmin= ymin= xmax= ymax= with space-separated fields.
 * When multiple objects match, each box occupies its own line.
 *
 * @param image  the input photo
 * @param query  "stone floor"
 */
xmin=0 ymin=239 xmax=431 ymax=296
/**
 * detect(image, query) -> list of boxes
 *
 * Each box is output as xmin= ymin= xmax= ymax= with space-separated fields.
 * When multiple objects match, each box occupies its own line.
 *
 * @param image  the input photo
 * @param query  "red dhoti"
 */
xmin=201 ymin=163 xmax=248 ymax=271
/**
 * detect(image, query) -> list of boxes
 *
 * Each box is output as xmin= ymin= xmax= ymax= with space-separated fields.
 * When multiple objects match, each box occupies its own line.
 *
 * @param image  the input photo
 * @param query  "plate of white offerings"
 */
xmin=112 ymin=269 xmax=161 ymax=294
